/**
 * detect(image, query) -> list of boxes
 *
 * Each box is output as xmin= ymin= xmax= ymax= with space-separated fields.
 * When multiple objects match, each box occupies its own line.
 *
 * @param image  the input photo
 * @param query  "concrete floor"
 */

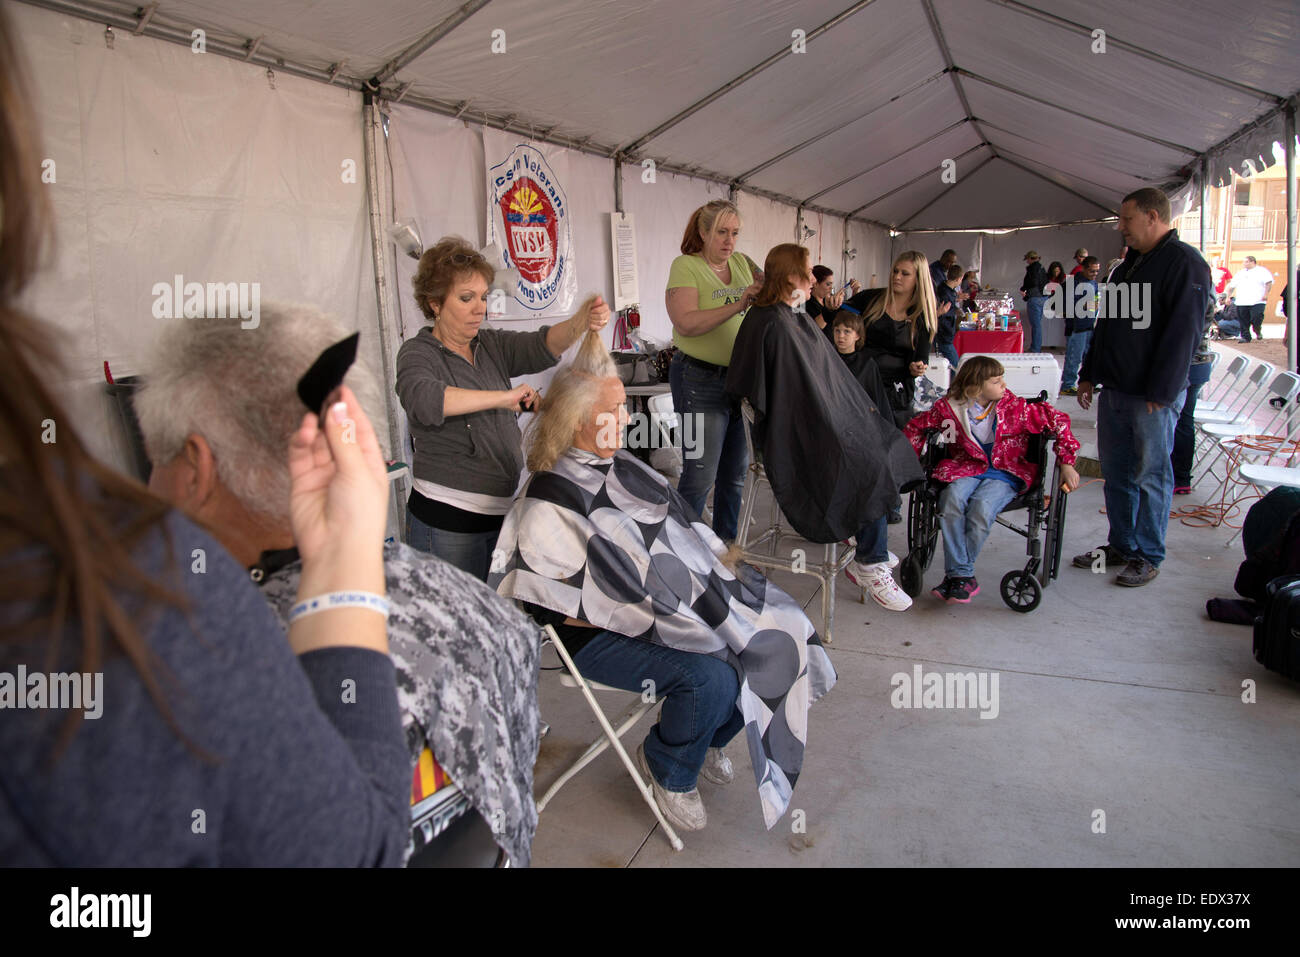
xmin=530 ymin=351 xmax=1300 ymax=867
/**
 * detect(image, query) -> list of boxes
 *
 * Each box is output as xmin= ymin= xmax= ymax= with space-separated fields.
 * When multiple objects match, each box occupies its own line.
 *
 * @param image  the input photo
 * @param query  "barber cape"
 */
xmin=491 ymin=448 xmax=837 ymax=828
xmin=726 ymin=302 xmax=924 ymax=542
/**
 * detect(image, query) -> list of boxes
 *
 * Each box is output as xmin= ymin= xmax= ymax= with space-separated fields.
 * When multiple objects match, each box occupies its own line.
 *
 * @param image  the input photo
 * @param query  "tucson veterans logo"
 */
xmin=488 ymin=144 xmax=573 ymax=313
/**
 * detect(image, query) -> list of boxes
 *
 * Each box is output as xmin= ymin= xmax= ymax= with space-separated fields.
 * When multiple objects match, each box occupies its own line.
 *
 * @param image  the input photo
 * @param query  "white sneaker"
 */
xmin=845 ymin=560 xmax=912 ymax=611
xmin=635 ymin=743 xmax=707 ymax=831
xmin=699 ymin=747 xmax=734 ymax=785
xmin=842 ymin=545 xmax=897 ymax=568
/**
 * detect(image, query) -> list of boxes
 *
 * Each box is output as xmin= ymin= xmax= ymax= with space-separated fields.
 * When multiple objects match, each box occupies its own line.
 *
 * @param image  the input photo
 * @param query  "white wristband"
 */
xmin=289 ymin=591 xmax=390 ymax=624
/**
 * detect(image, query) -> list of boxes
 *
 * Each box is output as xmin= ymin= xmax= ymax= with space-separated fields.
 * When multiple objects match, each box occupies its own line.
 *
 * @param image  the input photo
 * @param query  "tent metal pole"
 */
xmin=617 ymin=0 xmax=880 ymax=157
xmin=802 ymin=119 xmax=970 ymax=204
xmin=848 ymin=145 xmax=987 ymax=218
xmin=920 ymin=0 xmax=994 ymax=155
xmin=1286 ymin=100 xmax=1297 ymax=375
xmin=613 ymin=155 xmax=624 ymax=214
xmin=896 ymin=155 xmax=996 ymax=229
xmin=361 ymin=96 xmax=405 ymax=493
xmin=1200 ymin=156 xmax=1208 ymax=252
xmin=956 ymin=69 xmax=1199 ymax=155
xmin=371 ymin=0 xmax=492 ymax=85
xmin=997 ymin=156 xmax=1116 ymax=217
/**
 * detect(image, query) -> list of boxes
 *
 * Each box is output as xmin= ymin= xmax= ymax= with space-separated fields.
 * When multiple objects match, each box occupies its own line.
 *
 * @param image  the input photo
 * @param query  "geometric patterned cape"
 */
xmin=490 ymin=447 xmax=836 ymax=828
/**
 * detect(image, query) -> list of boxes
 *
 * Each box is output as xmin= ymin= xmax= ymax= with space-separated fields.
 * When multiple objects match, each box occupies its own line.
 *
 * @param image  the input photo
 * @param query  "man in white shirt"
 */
xmin=1228 ymin=256 xmax=1274 ymax=342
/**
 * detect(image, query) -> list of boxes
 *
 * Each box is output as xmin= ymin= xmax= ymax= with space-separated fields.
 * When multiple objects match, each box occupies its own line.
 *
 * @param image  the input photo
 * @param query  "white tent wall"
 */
xmin=845 ymin=220 xmax=894 ymax=291
xmin=734 ymin=193 xmax=798 ymax=272
xmin=14 ymin=2 xmax=382 ymax=472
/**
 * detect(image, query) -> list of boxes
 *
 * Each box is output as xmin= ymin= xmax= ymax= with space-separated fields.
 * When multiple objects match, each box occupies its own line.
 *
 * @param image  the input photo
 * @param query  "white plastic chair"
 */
xmin=1194 ymin=361 xmax=1275 ymax=428
xmin=534 ymin=625 xmax=684 ymax=851
xmin=1195 ymin=353 xmax=1249 ymax=413
xmin=734 ymin=400 xmax=856 ymax=643
xmin=1192 ymin=371 xmax=1299 ymax=493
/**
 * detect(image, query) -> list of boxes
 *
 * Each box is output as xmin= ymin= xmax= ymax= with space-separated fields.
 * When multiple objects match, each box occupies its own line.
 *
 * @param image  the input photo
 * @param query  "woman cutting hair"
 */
xmin=841 ymin=251 xmax=939 ymax=428
xmin=395 ymin=238 xmax=609 ymax=580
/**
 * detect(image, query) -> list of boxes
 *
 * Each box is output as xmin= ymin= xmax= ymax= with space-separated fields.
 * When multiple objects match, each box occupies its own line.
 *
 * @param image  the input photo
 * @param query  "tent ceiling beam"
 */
xmin=986 ymin=0 xmax=1286 ymax=105
xmin=956 ymin=68 xmax=1199 ymax=155
xmin=733 ymin=70 xmax=948 ymax=185
xmin=921 ymin=0 xmax=995 ymax=158
xmin=802 ymin=118 xmax=971 ymax=204
xmin=997 ymin=155 xmax=1117 ymax=217
xmin=131 ymin=2 xmax=156 ymax=35
xmin=848 ymin=143 xmax=988 ymax=218
xmin=898 ymin=155 xmax=997 ymax=228
xmin=617 ymin=0 xmax=880 ymax=157
xmin=976 ymin=119 xmax=1156 ymax=184
xmin=988 ymin=142 xmax=1137 ymax=201
xmin=371 ymin=0 xmax=492 ymax=86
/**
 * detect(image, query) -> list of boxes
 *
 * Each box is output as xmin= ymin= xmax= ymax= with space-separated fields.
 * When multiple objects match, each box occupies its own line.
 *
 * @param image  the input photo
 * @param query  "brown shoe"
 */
xmin=1116 ymin=558 xmax=1159 ymax=587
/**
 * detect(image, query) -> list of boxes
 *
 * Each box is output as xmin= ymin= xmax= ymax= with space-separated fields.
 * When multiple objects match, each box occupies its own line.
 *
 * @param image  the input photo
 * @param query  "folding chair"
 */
xmin=1195 ymin=353 xmax=1247 ymax=413
xmin=734 ymin=400 xmax=856 ymax=643
xmin=1193 ymin=373 xmax=1300 ymax=499
xmin=535 ymin=625 xmax=684 ymax=851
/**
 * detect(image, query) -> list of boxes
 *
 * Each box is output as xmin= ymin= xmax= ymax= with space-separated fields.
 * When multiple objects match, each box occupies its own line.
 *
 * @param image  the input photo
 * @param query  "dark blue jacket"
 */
xmin=1078 ymin=228 xmax=1212 ymax=407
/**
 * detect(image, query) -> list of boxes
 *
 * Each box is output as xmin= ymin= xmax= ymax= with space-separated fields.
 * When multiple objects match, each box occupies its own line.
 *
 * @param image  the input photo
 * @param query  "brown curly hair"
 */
xmin=412 ymin=236 xmax=494 ymax=320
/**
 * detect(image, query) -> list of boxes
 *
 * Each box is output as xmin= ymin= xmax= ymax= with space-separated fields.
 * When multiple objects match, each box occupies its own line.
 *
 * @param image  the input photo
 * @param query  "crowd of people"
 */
xmin=0 ymin=0 xmax=1223 ymax=865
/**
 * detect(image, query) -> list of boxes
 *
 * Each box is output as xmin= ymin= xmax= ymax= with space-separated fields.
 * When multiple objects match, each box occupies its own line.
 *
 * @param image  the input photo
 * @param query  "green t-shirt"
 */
xmin=666 ymin=252 xmax=755 ymax=367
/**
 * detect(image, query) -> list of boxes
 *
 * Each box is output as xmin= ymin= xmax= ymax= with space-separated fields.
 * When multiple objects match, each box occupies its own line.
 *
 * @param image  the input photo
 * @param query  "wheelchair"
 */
xmin=899 ymin=393 xmax=1069 ymax=613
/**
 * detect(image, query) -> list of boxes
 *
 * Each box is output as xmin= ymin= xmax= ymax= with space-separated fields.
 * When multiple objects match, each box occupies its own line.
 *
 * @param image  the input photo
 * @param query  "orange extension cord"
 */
xmin=1170 ymin=434 xmax=1300 ymax=529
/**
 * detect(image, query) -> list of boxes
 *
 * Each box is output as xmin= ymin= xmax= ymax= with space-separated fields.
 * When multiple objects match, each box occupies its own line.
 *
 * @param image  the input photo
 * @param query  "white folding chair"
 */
xmin=734 ymin=400 xmax=856 ymax=643
xmin=1195 ymin=353 xmax=1248 ymax=413
xmin=1194 ymin=361 xmax=1275 ymax=427
xmin=1192 ymin=371 xmax=1299 ymax=493
xmin=1228 ymin=462 xmax=1300 ymax=546
xmin=535 ymin=625 xmax=684 ymax=851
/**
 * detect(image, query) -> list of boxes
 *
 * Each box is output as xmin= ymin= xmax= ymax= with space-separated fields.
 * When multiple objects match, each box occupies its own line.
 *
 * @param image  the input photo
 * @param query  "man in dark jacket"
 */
xmin=1019 ymin=251 xmax=1048 ymax=353
xmin=1072 ymin=188 xmax=1212 ymax=586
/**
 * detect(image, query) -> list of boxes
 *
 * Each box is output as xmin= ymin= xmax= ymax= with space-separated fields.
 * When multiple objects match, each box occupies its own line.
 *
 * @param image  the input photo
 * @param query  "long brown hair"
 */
xmin=753 ymin=244 xmax=811 ymax=308
xmin=864 ymin=250 xmax=938 ymax=345
xmin=680 ymin=199 xmax=740 ymax=255
xmin=0 ymin=8 xmax=188 ymax=753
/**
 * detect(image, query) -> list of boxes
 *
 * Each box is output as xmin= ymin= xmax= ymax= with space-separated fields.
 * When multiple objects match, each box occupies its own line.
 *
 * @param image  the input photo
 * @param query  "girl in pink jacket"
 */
xmin=904 ymin=357 xmax=1081 ymax=603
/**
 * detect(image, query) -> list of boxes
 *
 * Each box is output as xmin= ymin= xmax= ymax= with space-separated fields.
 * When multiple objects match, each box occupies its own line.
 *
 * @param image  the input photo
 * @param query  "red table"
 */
xmin=954 ymin=328 xmax=1023 ymax=357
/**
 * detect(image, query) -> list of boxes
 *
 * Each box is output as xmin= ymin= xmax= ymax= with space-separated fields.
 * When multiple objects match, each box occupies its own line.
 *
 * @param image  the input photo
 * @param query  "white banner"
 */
xmin=484 ymin=130 xmax=577 ymax=317
xmin=610 ymin=212 xmax=639 ymax=310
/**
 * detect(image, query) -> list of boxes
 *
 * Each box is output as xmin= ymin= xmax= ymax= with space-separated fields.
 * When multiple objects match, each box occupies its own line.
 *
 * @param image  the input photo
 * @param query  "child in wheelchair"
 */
xmin=904 ymin=356 xmax=1081 ymax=603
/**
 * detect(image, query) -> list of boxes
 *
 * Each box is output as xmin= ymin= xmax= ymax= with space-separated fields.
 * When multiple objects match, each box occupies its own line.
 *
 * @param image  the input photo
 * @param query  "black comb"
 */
xmin=296 ymin=332 xmax=360 ymax=417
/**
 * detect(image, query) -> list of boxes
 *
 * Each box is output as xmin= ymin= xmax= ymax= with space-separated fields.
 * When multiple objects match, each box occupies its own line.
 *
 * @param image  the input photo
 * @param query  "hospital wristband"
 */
xmin=288 ymin=591 xmax=390 ymax=624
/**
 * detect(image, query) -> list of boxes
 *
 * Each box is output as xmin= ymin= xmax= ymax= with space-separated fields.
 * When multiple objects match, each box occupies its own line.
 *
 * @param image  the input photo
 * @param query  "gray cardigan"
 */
xmin=395 ymin=326 xmax=559 ymax=499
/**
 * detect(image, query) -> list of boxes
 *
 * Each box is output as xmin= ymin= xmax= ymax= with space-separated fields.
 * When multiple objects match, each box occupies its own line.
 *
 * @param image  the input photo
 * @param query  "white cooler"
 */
xmin=957 ymin=353 xmax=1060 ymax=404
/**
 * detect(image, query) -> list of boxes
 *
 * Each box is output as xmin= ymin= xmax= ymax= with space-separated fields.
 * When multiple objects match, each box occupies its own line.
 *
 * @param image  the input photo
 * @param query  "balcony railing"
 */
xmin=1176 ymin=207 xmax=1293 ymax=246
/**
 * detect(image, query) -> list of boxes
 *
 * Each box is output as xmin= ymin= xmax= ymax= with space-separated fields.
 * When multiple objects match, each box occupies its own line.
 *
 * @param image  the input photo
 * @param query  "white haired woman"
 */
xmin=491 ymin=337 xmax=836 ymax=834
xmin=396 ymin=237 xmax=609 ymax=580
xmin=665 ymin=199 xmax=763 ymax=542
xmin=137 ymin=303 xmax=544 ymax=866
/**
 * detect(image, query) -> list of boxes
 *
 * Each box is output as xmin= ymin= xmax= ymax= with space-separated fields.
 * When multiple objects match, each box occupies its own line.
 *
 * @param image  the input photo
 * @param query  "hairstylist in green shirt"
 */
xmin=665 ymin=199 xmax=763 ymax=541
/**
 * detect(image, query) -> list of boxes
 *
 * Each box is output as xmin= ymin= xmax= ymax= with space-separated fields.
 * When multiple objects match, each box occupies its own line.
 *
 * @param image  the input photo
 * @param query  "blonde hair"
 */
xmin=681 ymin=199 xmax=741 ymax=255
xmin=864 ymin=250 xmax=938 ymax=345
xmin=525 ymin=331 xmax=616 ymax=472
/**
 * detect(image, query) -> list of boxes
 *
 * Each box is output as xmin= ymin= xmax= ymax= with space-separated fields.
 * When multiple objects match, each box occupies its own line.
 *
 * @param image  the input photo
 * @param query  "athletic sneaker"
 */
xmin=846 ymin=560 xmax=912 ymax=611
xmin=1116 ymin=558 xmax=1159 ymax=587
xmin=1172 ymin=485 xmax=1192 ymax=495
xmin=1060 ymin=386 xmax=1078 ymax=395
xmin=635 ymin=742 xmax=706 ymax=831
xmin=946 ymin=577 xmax=980 ymax=603
xmin=699 ymin=747 xmax=734 ymax=786
xmin=931 ymin=578 xmax=954 ymax=601
xmin=1072 ymin=544 xmax=1126 ymax=569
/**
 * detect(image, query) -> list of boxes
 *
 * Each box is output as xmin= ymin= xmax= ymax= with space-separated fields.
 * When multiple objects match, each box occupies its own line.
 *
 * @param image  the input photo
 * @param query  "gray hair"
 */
xmin=135 ymin=301 xmax=388 ymax=520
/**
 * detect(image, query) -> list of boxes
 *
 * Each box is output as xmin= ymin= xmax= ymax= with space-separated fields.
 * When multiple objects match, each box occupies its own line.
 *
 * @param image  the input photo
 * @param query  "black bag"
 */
xmin=1252 ymin=576 xmax=1300 ymax=680
xmin=1234 ymin=487 xmax=1300 ymax=602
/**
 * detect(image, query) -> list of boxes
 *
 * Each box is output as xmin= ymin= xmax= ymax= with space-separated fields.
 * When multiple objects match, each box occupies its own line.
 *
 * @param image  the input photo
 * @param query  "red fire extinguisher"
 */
xmin=627 ymin=305 xmax=640 ymax=329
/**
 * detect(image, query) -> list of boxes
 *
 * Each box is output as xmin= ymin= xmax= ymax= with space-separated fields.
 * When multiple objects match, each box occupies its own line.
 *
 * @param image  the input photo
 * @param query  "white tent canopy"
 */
xmin=10 ymin=0 xmax=1300 ymax=471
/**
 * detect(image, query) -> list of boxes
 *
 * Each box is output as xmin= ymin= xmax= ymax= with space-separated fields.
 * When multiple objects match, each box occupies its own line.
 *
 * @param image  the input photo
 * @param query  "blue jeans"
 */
xmin=405 ymin=510 xmax=499 ymax=581
xmin=855 ymin=516 xmax=889 ymax=564
xmin=571 ymin=631 xmax=744 ymax=791
xmin=939 ymin=476 xmax=1019 ymax=578
xmin=1025 ymin=296 xmax=1047 ymax=353
xmin=1061 ymin=330 xmax=1092 ymax=389
xmin=936 ymin=341 xmax=959 ymax=370
xmin=1096 ymin=388 xmax=1184 ymax=567
xmin=669 ymin=353 xmax=748 ymax=541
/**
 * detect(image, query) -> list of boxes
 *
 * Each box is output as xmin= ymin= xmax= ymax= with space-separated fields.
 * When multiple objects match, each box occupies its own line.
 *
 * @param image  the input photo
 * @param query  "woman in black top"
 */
xmin=843 ymin=251 xmax=939 ymax=428
xmin=806 ymin=265 xmax=860 ymax=330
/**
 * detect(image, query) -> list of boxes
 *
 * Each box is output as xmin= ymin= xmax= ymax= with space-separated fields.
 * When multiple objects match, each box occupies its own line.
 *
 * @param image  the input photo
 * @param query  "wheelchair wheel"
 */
xmin=900 ymin=553 xmax=924 ymax=598
xmin=1000 ymin=569 xmax=1042 ymax=613
xmin=907 ymin=485 xmax=940 ymax=570
xmin=1043 ymin=483 xmax=1068 ymax=581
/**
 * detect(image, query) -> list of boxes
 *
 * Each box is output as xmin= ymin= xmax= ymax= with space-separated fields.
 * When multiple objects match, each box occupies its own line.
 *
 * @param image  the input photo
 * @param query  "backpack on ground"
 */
xmin=1252 ymin=575 xmax=1300 ymax=680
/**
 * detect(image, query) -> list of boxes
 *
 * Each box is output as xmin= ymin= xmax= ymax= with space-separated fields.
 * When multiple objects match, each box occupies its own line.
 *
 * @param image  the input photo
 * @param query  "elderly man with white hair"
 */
xmin=135 ymin=302 xmax=541 ymax=866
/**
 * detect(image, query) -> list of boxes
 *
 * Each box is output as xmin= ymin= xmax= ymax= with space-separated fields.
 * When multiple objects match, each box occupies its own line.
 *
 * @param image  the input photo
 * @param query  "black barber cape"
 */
xmin=726 ymin=302 xmax=924 ymax=543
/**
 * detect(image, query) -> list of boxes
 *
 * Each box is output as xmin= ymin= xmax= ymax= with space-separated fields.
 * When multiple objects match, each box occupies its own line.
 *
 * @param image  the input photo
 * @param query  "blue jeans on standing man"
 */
xmin=939 ymin=475 xmax=1019 ymax=578
xmin=571 ymin=630 xmax=744 ymax=791
xmin=1061 ymin=329 xmax=1092 ymax=390
xmin=405 ymin=509 xmax=499 ymax=582
xmin=1095 ymin=387 xmax=1184 ymax=567
xmin=1025 ymin=295 xmax=1048 ymax=354
xmin=670 ymin=352 xmax=748 ymax=541
xmin=936 ymin=340 xmax=959 ymax=372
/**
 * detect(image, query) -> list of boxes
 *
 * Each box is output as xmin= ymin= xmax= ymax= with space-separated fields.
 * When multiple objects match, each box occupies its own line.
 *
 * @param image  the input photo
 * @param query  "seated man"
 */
xmin=135 ymin=303 xmax=541 ymax=867
xmin=491 ymin=334 xmax=836 ymax=834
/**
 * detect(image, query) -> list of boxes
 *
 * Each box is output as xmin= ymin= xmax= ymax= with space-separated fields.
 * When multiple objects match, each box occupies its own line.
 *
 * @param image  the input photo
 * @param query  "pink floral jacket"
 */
xmin=904 ymin=391 xmax=1080 ymax=488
